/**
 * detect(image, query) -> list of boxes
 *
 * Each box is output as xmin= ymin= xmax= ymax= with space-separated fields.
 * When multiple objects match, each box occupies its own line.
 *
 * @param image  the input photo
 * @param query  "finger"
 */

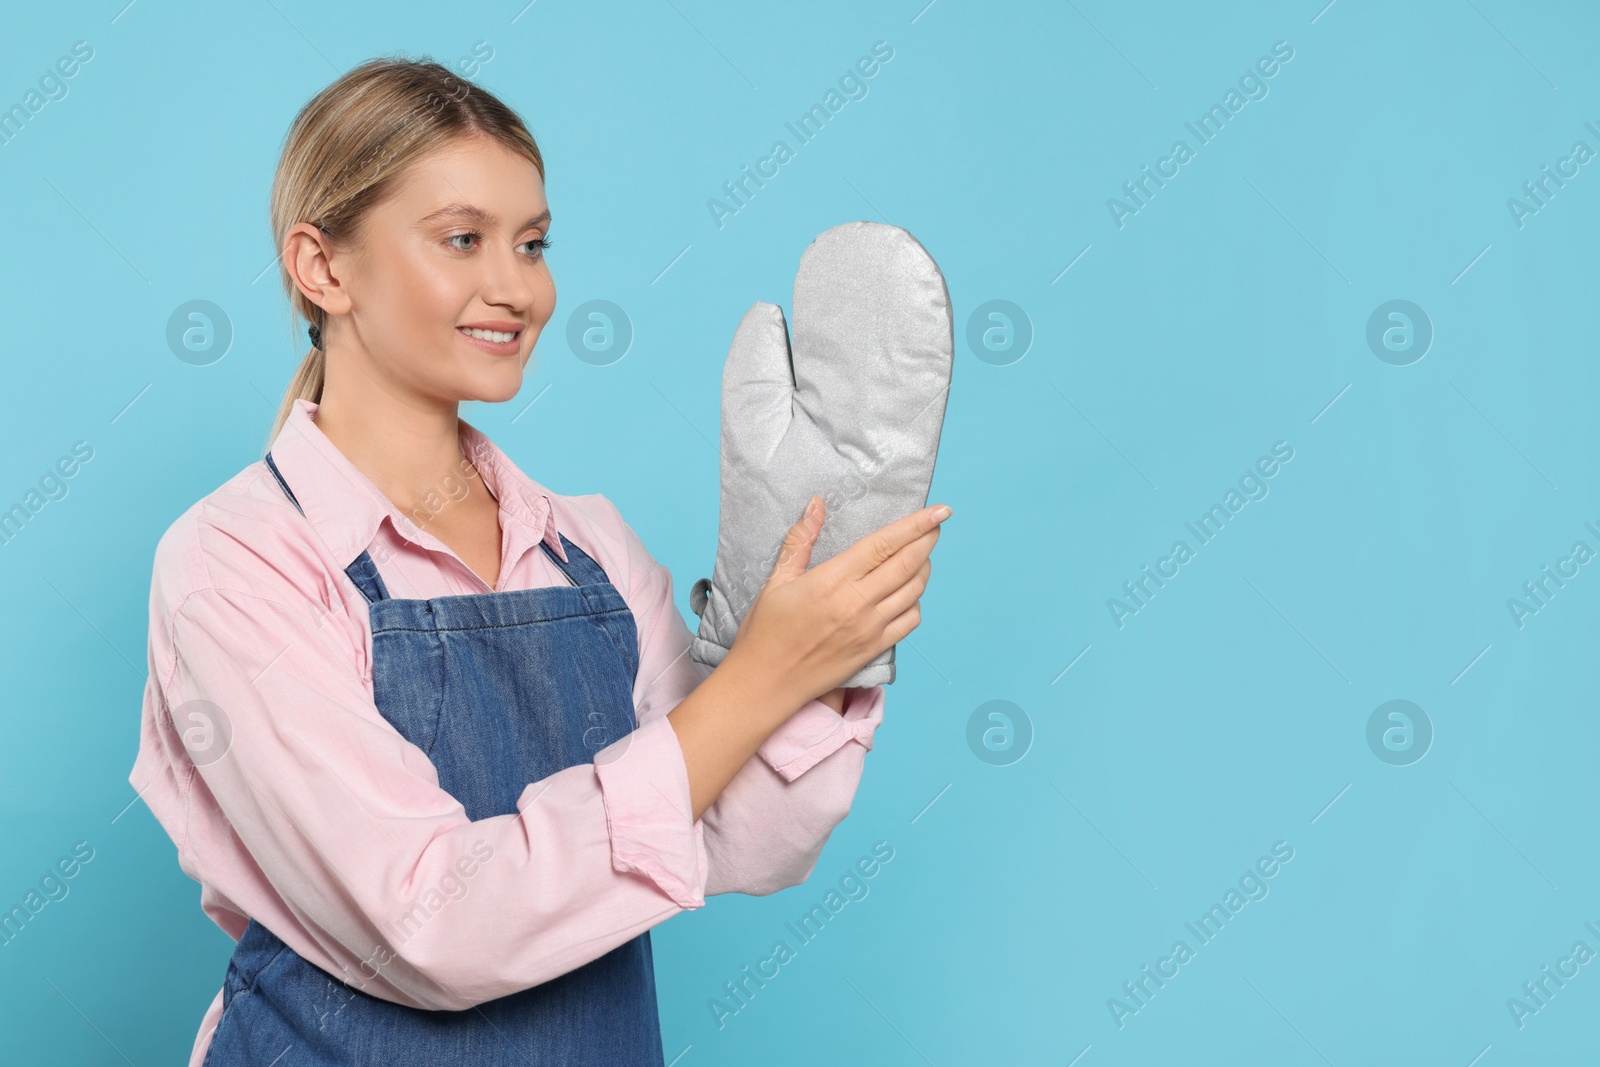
xmin=849 ymin=523 xmax=939 ymax=606
xmin=821 ymin=503 xmax=951 ymax=582
xmin=876 ymin=599 xmax=923 ymax=650
xmin=828 ymin=532 xmax=934 ymax=642
xmin=770 ymin=495 xmax=822 ymax=581
xmin=874 ymin=558 xmax=931 ymax=622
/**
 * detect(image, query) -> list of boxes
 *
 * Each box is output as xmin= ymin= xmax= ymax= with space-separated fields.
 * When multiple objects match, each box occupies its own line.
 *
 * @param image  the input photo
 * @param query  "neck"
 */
xmin=313 ymin=379 xmax=476 ymax=518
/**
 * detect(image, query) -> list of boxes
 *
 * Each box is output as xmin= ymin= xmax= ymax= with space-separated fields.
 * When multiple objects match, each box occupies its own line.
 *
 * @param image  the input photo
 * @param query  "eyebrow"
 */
xmin=417 ymin=203 xmax=551 ymax=230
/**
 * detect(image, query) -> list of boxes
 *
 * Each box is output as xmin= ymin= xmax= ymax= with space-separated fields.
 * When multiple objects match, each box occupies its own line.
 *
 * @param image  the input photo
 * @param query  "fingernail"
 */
xmin=805 ymin=496 xmax=820 ymax=520
xmin=930 ymin=504 xmax=952 ymax=523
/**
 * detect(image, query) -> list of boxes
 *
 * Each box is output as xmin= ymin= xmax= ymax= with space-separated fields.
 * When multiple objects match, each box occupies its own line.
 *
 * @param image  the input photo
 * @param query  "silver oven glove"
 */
xmin=687 ymin=220 xmax=953 ymax=687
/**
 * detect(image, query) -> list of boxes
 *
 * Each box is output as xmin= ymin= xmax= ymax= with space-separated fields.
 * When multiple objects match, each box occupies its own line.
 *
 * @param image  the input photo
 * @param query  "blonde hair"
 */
xmin=264 ymin=54 xmax=545 ymax=451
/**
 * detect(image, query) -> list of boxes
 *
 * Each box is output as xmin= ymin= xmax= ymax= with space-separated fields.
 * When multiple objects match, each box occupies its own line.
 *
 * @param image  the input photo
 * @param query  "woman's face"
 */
xmin=323 ymin=135 xmax=556 ymax=405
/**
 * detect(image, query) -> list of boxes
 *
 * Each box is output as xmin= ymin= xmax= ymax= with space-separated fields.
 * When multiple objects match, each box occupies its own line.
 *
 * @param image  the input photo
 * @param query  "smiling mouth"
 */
xmin=458 ymin=326 xmax=521 ymax=344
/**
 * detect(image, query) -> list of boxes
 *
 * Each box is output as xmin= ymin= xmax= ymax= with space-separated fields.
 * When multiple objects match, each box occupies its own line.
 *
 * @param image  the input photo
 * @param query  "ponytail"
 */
xmin=264 ymin=332 xmax=326 ymax=455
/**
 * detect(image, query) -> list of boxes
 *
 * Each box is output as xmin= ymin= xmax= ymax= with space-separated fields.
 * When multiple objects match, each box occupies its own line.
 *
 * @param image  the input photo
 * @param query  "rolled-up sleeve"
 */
xmin=590 ymin=716 xmax=708 ymax=909
xmin=158 ymin=584 xmax=706 ymax=1013
xmin=606 ymin=498 xmax=885 ymax=899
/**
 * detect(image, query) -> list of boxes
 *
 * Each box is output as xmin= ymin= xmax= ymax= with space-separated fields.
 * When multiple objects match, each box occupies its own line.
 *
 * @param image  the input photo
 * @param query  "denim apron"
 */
xmin=202 ymin=451 xmax=665 ymax=1066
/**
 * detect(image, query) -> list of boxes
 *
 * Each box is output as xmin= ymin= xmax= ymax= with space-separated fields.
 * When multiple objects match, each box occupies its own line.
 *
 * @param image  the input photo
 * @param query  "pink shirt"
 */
xmin=128 ymin=397 xmax=885 ymax=1066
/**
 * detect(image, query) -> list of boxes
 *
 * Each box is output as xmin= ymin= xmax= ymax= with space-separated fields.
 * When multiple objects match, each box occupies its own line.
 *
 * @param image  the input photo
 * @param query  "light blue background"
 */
xmin=1 ymin=0 xmax=1595 ymax=1063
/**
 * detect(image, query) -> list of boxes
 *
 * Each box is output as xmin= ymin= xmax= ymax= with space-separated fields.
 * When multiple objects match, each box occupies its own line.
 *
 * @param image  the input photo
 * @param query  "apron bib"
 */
xmin=201 ymin=452 xmax=664 ymax=1066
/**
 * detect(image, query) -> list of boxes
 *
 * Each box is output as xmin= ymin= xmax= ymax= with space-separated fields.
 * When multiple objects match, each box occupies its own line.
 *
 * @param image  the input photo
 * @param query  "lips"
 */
xmin=457 ymin=325 xmax=522 ymax=355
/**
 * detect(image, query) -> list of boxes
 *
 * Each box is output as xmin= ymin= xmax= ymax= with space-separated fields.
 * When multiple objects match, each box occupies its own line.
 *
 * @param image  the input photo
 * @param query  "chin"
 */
xmin=460 ymin=370 xmax=526 ymax=405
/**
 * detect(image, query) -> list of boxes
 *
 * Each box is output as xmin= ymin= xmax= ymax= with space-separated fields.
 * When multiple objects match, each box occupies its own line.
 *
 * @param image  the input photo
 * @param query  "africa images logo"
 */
xmin=1106 ymin=40 xmax=1295 ymax=230
xmin=706 ymin=41 xmax=895 ymax=230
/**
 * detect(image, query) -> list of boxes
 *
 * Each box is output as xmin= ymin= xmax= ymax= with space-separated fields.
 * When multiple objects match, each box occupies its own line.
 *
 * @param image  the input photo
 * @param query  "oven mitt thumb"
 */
xmin=687 ymin=220 xmax=953 ymax=687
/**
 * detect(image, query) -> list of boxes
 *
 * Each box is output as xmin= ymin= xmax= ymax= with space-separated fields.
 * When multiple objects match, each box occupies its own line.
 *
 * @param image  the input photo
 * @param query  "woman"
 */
xmin=128 ymin=57 xmax=949 ymax=1065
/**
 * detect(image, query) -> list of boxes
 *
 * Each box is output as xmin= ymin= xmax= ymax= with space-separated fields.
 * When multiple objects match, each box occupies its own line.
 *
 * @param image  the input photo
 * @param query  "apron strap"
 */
xmin=263 ymin=451 xmax=304 ymax=516
xmin=265 ymin=450 xmax=392 ymax=603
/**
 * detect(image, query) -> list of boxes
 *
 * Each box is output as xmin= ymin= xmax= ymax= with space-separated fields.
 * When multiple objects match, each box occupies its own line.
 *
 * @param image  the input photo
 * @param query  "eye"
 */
xmin=446 ymin=230 xmax=552 ymax=259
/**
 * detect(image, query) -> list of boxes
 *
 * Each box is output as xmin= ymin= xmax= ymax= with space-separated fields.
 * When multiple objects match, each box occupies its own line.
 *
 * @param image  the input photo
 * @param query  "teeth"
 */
xmin=461 ymin=327 xmax=517 ymax=343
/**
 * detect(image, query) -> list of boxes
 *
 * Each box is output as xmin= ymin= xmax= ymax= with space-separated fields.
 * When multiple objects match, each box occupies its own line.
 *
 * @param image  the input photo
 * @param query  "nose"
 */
xmin=480 ymin=238 xmax=544 ymax=314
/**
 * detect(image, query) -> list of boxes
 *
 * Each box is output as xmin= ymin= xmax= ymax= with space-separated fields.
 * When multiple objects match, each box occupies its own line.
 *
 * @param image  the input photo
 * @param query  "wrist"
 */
xmin=714 ymin=646 xmax=809 ymax=725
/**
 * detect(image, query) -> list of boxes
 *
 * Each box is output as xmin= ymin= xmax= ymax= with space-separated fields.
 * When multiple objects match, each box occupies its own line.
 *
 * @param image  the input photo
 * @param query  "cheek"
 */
xmin=372 ymin=254 xmax=462 ymax=333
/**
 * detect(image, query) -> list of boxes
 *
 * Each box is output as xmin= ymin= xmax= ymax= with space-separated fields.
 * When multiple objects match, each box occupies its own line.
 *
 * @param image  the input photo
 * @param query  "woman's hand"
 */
xmin=670 ymin=498 xmax=950 ymax=819
xmin=724 ymin=495 xmax=951 ymax=712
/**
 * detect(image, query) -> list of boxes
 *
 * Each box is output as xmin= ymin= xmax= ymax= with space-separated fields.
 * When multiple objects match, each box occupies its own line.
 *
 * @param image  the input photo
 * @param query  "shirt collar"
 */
xmin=266 ymin=397 xmax=568 ymax=568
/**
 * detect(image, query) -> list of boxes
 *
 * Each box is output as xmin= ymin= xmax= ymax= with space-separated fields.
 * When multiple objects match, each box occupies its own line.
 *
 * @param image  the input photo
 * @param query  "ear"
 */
xmin=285 ymin=222 xmax=351 ymax=319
